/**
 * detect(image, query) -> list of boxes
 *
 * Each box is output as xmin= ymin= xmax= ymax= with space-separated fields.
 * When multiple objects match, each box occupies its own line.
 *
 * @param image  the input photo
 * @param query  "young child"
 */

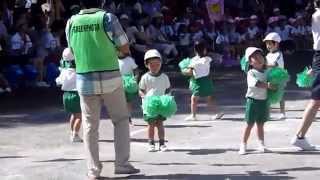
xmin=184 ymin=40 xmax=224 ymax=121
xmin=118 ymin=54 xmax=139 ymax=125
xmin=139 ymin=49 xmax=170 ymax=152
xmin=56 ymin=48 xmax=82 ymax=143
xmin=239 ymin=47 xmax=275 ymax=155
xmin=263 ymin=32 xmax=286 ymax=119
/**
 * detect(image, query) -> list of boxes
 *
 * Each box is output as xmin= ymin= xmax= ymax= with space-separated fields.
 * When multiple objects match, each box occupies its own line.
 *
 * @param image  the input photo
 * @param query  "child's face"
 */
xmin=249 ymin=51 xmax=265 ymax=70
xmin=146 ymin=58 xmax=161 ymax=74
xmin=265 ymin=40 xmax=279 ymax=52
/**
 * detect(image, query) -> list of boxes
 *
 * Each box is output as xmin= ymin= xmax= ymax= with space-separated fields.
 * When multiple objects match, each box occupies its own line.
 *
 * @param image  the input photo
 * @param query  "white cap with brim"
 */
xmin=263 ymin=32 xmax=281 ymax=43
xmin=62 ymin=48 xmax=74 ymax=61
xmin=245 ymin=47 xmax=263 ymax=61
xmin=144 ymin=49 xmax=162 ymax=61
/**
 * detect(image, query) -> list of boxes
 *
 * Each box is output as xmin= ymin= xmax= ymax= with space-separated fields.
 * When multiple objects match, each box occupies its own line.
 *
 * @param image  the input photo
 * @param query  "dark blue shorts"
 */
xmin=311 ymin=52 xmax=320 ymax=100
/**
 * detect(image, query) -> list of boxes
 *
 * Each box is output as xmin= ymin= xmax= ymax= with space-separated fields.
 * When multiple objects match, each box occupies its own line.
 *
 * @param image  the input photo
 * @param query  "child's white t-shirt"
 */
xmin=189 ymin=55 xmax=212 ymax=79
xmin=139 ymin=72 xmax=170 ymax=97
xmin=246 ymin=69 xmax=267 ymax=100
xmin=118 ymin=56 xmax=138 ymax=76
xmin=266 ymin=51 xmax=284 ymax=68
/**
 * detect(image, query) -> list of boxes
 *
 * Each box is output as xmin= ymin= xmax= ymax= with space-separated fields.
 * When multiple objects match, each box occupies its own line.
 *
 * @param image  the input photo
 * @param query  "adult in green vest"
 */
xmin=65 ymin=0 xmax=140 ymax=179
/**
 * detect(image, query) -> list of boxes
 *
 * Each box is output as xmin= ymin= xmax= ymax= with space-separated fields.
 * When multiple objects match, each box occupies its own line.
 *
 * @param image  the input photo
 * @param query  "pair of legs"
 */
xmin=241 ymin=122 xmax=265 ymax=144
xmin=70 ymin=112 xmax=82 ymax=135
xmin=280 ymin=100 xmax=285 ymax=115
xmin=148 ymin=120 xmax=165 ymax=144
xmin=127 ymin=102 xmax=133 ymax=124
xmin=80 ymin=85 xmax=138 ymax=177
xmin=295 ymin=99 xmax=320 ymax=138
xmin=190 ymin=95 xmax=221 ymax=118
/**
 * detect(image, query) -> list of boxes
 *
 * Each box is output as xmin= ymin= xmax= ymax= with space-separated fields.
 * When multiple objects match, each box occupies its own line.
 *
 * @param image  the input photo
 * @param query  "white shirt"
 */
xmin=189 ymin=55 xmax=212 ymax=79
xmin=139 ymin=73 xmax=170 ymax=97
xmin=312 ymin=8 xmax=320 ymax=50
xmin=10 ymin=32 xmax=32 ymax=54
xmin=118 ymin=56 xmax=138 ymax=75
xmin=247 ymin=26 xmax=259 ymax=39
xmin=56 ymin=68 xmax=77 ymax=91
xmin=246 ymin=69 xmax=267 ymax=100
xmin=266 ymin=51 xmax=284 ymax=68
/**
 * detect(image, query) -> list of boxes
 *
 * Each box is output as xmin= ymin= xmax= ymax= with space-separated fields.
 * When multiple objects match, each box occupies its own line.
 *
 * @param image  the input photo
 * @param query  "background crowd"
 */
xmin=0 ymin=0 xmax=314 ymax=93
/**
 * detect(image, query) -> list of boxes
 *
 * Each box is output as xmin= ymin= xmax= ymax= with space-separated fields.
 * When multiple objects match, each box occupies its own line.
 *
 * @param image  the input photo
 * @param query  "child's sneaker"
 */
xmin=257 ymin=144 xmax=268 ymax=153
xmin=238 ymin=143 xmax=247 ymax=155
xmin=211 ymin=112 xmax=224 ymax=120
xmin=185 ymin=115 xmax=197 ymax=121
xmin=148 ymin=144 xmax=157 ymax=152
xmin=70 ymin=133 xmax=83 ymax=143
xmin=278 ymin=113 xmax=286 ymax=120
xmin=159 ymin=145 xmax=168 ymax=152
xmin=291 ymin=136 xmax=315 ymax=150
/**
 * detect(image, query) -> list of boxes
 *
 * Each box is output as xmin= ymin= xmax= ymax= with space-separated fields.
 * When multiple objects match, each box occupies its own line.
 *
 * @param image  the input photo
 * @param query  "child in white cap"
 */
xmin=56 ymin=48 xmax=82 ymax=143
xmin=239 ymin=47 xmax=275 ymax=155
xmin=139 ymin=49 xmax=171 ymax=152
xmin=263 ymin=32 xmax=286 ymax=119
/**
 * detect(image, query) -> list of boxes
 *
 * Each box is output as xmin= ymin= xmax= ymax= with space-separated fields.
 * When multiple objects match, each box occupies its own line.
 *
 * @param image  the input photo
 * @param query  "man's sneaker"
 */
xmin=114 ymin=164 xmax=140 ymax=174
xmin=238 ymin=143 xmax=247 ymax=155
xmin=159 ymin=145 xmax=168 ymax=152
xmin=291 ymin=136 xmax=315 ymax=150
xmin=211 ymin=112 xmax=224 ymax=120
xmin=278 ymin=113 xmax=286 ymax=120
xmin=148 ymin=144 xmax=157 ymax=152
xmin=185 ymin=115 xmax=197 ymax=121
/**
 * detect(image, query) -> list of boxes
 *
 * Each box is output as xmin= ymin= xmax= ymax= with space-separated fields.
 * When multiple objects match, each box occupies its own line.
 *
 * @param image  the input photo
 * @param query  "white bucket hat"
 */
xmin=263 ymin=32 xmax=281 ymax=43
xmin=245 ymin=47 xmax=263 ymax=61
xmin=62 ymin=48 xmax=74 ymax=61
xmin=144 ymin=49 xmax=162 ymax=61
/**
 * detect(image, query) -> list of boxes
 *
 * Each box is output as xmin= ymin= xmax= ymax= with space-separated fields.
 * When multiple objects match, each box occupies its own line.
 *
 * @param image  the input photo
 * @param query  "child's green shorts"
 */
xmin=245 ymin=98 xmax=269 ymax=124
xmin=190 ymin=76 xmax=214 ymax=97
xmin=63 ymin=91 xmax=81 ymax=113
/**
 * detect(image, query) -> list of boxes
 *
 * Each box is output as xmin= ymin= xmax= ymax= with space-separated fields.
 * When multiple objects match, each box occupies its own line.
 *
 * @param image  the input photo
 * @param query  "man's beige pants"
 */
xmin=79 ymin=85 xmax=130 ymax=177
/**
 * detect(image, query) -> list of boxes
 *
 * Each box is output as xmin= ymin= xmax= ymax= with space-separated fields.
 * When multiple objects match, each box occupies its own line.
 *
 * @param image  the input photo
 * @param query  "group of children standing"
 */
xmin=55 ymin=31 xmax=289 ymax=155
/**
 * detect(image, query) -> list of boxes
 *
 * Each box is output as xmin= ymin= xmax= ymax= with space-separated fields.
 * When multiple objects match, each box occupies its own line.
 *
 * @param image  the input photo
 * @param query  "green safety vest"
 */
xmin=69 ymin=10 xmax=119 ymax=73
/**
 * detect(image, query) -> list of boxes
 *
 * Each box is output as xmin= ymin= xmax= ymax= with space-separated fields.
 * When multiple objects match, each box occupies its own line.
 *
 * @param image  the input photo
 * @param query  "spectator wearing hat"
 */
xmin=266 ymin=16 xmax=281 ymax=35
xmin=146 ymin=12 xmax=178 ymax=64
xmin=247 ymin=15 xmax=262 ymax=47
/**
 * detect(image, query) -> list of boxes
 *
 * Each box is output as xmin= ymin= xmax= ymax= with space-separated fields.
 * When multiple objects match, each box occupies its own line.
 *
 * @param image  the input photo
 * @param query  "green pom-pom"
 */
xmin=296 ymin=67 xmax=315 ymax=88
xmin=142 ymin=96 xmax=162 ymax=119
xmin=267 ymin=67 xmax=290 ymax=104
xmin=122 ymin=74 xmax=138 ymax=93
xmin=240 ymin=56 xmax=249 ymax=73
xmin=142 ymin=95 xmax=177 ymax=121
xmin=267 ymin=67 xmax=290 ymax=85
xmin=158 ymin=95 xmax=177 ymax=118
xmin=189 ymin=77 xmax=197 ymax=92
xmin=179 ymin=57 xmax=191 ymax=72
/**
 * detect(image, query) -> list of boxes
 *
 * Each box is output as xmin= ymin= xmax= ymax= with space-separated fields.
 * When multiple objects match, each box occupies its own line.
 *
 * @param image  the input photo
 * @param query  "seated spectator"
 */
xmin=246 ymin=15 xmax=261 ymax=46
xmin=9 ymin=22 xmax=33 ymax=66
xmin=266 ymin=16 xmax=280 ymax=35
xmin=204 ymin=23 xmax=216 ymax=51
xmin=142 ymin=0 xmax=162 ymax=17
xmin=146 ymin=12 xmax=178 ymax=63
xmin=177 ymin=23 xmax=191 ymax=58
